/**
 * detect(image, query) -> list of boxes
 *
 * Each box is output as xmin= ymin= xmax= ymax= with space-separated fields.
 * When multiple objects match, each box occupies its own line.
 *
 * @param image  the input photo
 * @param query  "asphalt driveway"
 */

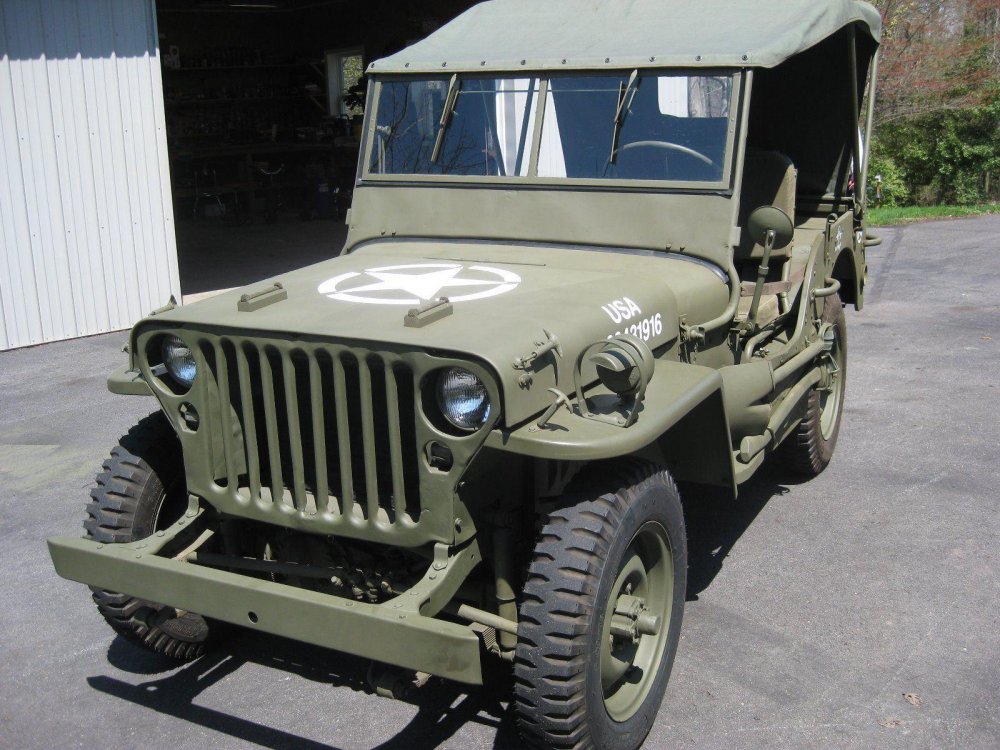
xmin=1 ymin=216 xmax=997 ymax=749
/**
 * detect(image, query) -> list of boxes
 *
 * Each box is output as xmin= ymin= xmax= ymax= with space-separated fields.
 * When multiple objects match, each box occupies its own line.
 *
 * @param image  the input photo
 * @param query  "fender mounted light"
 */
xmin=574 ymin=335 xmax=655 ymax=428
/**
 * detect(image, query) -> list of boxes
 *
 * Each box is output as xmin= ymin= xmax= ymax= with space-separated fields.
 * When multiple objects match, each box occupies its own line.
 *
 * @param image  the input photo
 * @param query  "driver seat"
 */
xmin=735 ymin=150 xmax=797 ymax=260
xmin=734 ymin=150 xmax=798 ymax=328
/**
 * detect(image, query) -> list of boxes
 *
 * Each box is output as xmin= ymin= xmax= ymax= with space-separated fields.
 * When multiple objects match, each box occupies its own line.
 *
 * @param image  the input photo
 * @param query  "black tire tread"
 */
xmin=514 ymin=458 xmax=674 ymax=750
xmin=83 ymin=412 xmax=206 ymax=661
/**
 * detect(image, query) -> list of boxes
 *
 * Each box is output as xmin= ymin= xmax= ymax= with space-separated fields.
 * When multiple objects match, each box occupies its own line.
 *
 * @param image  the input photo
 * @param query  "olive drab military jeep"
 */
xmin=48 ymin=1 xmax=883 ymax=747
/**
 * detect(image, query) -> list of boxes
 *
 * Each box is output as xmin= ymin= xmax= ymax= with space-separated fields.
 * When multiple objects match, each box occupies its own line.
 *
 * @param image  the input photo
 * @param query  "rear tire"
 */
xmin=84 ymin=412 xmax=213 ymax=660
xmin=515 ymin=459 xmax=686 ymax=750
xmin=779 ymin=292 xmax=847 ymax=476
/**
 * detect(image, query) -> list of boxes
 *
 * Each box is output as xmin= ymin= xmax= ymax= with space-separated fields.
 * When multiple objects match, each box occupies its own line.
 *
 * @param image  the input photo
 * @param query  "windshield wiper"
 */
xmin=609 ymin=69 xmax=639 ymax=165
xmin=430 ymin=73 xmax=460 ymax=163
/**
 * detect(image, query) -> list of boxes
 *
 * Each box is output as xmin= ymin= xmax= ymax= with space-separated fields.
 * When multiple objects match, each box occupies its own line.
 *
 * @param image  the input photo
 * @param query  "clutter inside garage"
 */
xmin=154 ymin=0 xmax=474 ymax=298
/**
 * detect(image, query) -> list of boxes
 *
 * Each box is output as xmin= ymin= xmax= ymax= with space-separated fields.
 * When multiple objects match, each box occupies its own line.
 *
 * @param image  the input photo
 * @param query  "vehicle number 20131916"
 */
xmin=609 ymin=313 xmax=663 ymax=342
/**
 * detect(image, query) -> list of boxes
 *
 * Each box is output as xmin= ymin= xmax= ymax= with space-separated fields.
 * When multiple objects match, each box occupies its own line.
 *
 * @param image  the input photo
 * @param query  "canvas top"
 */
xmin=370 ymin=0 xmax=881 ymax=74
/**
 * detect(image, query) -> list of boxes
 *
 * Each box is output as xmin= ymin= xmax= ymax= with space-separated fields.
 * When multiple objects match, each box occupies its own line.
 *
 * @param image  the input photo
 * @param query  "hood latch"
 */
xmin=512 ymin=329 xmax=563 ymax=387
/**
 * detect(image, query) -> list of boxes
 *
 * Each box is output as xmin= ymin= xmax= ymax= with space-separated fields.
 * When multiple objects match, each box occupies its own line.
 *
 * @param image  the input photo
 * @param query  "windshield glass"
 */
xmin=540 ymin=73 xmax=732 ymax=181
xmin=367 ymin=72 xmax=734 ymax=184
xmin=370 ymin=77 xmax=540 ymax=176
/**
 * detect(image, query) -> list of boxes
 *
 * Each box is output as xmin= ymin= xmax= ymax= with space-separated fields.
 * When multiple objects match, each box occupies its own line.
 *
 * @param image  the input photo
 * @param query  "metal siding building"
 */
xmin=0 ymin=0 xmax=179 ymax=351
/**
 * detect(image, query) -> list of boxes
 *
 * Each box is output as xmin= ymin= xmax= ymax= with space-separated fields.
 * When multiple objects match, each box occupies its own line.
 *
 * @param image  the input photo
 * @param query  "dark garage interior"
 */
xmin=154 ymin=0 xmax=475 ymax=300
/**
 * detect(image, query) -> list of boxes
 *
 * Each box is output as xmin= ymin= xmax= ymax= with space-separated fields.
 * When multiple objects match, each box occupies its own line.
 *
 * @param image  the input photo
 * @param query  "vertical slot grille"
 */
xmin=204 ymin=339 xmax=422 ymax=527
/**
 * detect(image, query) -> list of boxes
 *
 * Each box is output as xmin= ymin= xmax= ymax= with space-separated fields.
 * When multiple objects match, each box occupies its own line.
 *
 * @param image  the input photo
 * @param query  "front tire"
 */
xmin=515 ymin=460 xmax=687 ymax=750
xmin=83 ymin=412 xmax=213 ymax=660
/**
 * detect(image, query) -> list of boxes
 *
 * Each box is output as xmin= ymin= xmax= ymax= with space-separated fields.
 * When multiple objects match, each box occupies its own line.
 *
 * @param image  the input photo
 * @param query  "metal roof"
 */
xmin=371 ymin=0 xmax=881 ymax=74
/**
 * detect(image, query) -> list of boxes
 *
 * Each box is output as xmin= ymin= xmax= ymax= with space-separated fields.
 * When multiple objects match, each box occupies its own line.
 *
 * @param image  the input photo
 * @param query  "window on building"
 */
xmin=327 ymin=48 xmax=365 ymax=117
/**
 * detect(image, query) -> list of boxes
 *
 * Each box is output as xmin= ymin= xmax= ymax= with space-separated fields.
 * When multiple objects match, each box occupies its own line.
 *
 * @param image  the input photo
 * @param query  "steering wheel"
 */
xmin=616 ymin=140 xmax=716 ymax=167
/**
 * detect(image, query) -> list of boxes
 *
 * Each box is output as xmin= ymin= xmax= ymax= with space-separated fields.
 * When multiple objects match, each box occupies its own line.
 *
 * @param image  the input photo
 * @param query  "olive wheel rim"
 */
xmin=819 ymin=322 xmax=845 ymax=441
xmin=599 ymin=520 xmax=674 ymax=722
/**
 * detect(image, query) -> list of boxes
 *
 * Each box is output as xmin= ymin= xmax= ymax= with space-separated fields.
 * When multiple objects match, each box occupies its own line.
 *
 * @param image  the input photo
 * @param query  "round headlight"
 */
xmin=162 ymin=335 xmax=197 ymax=387
xmin=436 ymin=367 xmax=492 ymax=431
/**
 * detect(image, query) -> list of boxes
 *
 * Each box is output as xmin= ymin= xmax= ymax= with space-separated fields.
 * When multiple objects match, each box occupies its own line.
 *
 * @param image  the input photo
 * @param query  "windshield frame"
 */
xmin=360 ymin=69 xmax=745 ymax=192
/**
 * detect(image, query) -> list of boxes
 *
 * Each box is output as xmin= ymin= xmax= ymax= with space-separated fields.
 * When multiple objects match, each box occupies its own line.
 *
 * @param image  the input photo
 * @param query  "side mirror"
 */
xmin=741 ymin=206 xmax=794 ymax=336
xmin=747 ymin=205 xmax=793 ymax=251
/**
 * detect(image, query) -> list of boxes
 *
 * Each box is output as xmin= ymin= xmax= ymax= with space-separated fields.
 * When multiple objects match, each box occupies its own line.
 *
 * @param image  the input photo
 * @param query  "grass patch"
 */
xmin=868 ymin=204 xmax=1000 ymax=226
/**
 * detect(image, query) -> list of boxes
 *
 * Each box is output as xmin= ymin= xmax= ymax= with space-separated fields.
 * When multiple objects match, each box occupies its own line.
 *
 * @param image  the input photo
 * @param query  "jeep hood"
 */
xmin=146 ymin=240 xmax=729 ymax=425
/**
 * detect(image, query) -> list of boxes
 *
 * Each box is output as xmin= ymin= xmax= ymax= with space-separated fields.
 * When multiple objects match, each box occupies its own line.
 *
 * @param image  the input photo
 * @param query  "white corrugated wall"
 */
xmin=0 ymin=0 xmax=179 ymax=351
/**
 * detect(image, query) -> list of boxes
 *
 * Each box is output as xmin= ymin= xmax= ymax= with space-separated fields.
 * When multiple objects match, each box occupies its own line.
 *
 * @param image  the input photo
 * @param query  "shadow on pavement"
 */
xmin=681 ymin=462 xmax=794 ymax=600
xmin=90 ymin=629 xmax=519 ymax=749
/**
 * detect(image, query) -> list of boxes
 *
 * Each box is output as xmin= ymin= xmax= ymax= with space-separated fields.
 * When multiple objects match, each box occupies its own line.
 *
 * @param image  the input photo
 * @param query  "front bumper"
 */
xmin=47 ymin=530 xmax=484 ymax=685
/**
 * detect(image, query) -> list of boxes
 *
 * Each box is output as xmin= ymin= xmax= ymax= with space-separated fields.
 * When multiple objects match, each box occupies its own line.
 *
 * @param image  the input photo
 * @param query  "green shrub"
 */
xmin=867 ymin=142 xmax=910 ymax=207
xmin=872 ymin=85 xmax=1000 ymax=207
xmin=952 ymin=170 xmax=987 ymax=205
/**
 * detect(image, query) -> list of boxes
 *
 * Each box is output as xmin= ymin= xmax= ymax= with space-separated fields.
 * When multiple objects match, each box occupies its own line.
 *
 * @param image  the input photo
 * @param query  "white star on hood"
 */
xmin=340 ymin=266 xmax=503 ymax=301
xmin=318 ymin=263 xmax=522 ymax=305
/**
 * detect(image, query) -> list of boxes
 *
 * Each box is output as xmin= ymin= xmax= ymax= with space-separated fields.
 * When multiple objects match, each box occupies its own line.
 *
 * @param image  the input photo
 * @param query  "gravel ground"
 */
xmin=1 ymin=216 xmax=997 ymax=749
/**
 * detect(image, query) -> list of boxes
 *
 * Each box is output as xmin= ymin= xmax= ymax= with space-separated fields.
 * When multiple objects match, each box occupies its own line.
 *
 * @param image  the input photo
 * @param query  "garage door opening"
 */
xmin=154 ymin=0 xmax=475 ymax=302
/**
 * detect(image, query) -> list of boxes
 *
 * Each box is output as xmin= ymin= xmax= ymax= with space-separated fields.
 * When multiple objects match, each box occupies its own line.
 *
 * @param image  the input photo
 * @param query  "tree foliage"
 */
xmin=869 ymin=0 xmax=1000 ymax=205
xmin=873 ymin=0 xmax=999 ymax=124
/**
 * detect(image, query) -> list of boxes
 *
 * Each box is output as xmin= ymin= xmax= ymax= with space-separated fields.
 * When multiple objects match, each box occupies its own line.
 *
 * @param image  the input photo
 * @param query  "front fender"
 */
xmin=484 ymin=361 xmax=735 ymax=492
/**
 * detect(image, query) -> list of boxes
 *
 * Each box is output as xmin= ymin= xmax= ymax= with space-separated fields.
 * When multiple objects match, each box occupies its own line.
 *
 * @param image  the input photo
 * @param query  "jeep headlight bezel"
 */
xmin=161 ymin=334 xmax=197 ymax=388
xmin=436 ymin=367 xmax=492 ymax=431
